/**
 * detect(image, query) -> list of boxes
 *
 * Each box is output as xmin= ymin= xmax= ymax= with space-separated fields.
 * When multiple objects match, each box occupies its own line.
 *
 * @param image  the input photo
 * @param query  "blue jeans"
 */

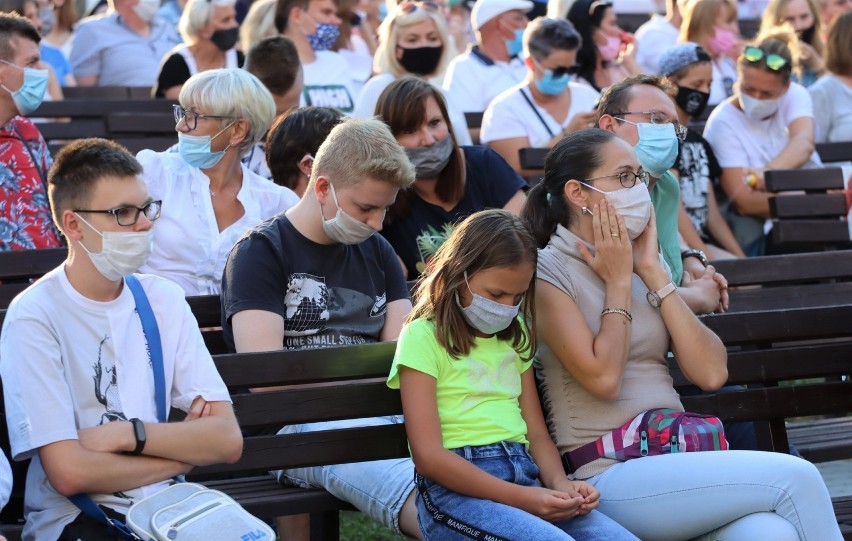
xmin=415 ymin=441 xmax=639 ymax=541
xmin=587 ymin=450 xmax=843 ymax=541
xmin=274 ymin=416 xmax=414 ymax=535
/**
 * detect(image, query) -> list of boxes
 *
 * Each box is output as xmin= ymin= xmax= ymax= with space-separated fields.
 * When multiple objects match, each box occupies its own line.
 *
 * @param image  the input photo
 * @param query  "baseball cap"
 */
xmin=659 ymin=42 xmax=712 ymax=77
xmin=471 ymin=0 xmax=534 ymax=31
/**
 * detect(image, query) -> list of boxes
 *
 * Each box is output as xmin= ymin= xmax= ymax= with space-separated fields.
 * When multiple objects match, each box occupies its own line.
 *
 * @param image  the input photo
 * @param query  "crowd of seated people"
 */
xmin=1 ymin=0 xmax=852 ymax=538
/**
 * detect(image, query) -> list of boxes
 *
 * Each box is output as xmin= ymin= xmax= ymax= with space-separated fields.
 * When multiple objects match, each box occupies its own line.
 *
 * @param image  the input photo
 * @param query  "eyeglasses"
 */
xmin=743 ymin=46 xmax=788 ymax=71
xmin=398 ymin=1 xmax=439 ymax=14
xmin=74 ymin=200 xmax=163 ymax=226
xmin=173 ymin=104 xmax=235 ymax=131
xmin=613 ymin=111 xmax=688 ymax=142
xmin=583 ymin=170 xmax=649 ymax=189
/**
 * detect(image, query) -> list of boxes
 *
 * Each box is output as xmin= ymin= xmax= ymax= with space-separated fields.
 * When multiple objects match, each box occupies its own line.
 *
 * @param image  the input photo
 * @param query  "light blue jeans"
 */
xmin=586 ymin=450 xmax=843 ymax=541
xmin=416 ymin=441 xmax=640 ymax=541
xmin=274 ymin=416 xmax=414 ymax=535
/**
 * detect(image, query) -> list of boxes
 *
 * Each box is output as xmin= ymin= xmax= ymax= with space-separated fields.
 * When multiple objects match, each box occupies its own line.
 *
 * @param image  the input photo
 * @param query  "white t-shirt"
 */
xmin=634 ymin=15 xmax=680 ymax=75
xmin=137 ymin=150 xmax=299 ymax=295
xmin=703 ymin=82 xmax=822 ymax=169
xmin=442 ymin=46 xmax=527 ymax=113
xmin=809 ymin=75 xmax=852 ymax=144
xmin=709 ymin=58 xmax=737 ymax=106
xmin=338 ymin=33 xmax=374 ymax=99
xmin=480 ymin=81 xmax=600 ymax=148
xmin=354 ymin=72 xmax=473 ymax=146
xmin=300 ymin=50 xmax=357 ymax=114
xmin=0 ymin=269 xmax=231 ymax=540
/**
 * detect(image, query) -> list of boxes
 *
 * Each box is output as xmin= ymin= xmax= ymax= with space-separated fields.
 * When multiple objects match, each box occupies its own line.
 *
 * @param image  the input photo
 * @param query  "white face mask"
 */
xmin=580 ymin=181 xmax=652 ymax=240
xmin=320 ymin=183 xmax=377 ymax=245
xmin=132 ymin=0 xmax=159 ymax=22
xmin=455 ymin=271 xmax=521 ymax=335
xmin=75 ymin=213 xmax=154 ymax=281
xmin=738 ymin=92 xmax=781 ymax=121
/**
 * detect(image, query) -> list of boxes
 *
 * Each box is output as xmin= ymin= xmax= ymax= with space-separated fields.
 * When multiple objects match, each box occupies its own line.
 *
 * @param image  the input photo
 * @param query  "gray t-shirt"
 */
xmin=809 ymin=74 xmax=852 ymax=144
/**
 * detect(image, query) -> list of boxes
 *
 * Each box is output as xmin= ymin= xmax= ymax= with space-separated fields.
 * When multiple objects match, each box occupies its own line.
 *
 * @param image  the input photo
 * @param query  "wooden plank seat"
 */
xmin=817 ymin=142 xmax=852 ymax=164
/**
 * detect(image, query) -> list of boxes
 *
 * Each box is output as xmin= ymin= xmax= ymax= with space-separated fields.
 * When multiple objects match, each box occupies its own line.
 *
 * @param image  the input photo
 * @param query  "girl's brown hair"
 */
xmin=826 ymin=10 xmax=852 ymax=76
xmin=408 ymin=209 xmax=538 ymax=361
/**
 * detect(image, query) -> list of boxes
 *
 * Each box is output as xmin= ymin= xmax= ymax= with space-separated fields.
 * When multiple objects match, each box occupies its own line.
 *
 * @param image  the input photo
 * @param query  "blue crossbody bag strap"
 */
xmin=68 ymin=274 xmax=165 ymax=540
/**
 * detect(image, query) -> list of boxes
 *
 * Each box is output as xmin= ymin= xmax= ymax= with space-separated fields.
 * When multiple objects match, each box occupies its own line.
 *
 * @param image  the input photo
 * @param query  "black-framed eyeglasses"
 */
xmin=743 ymin=46 xmax=788 ymax=71
xmin=613 ymin=111 xmax=688 ymax=142
xmin=583 ymin=170 xmax=649 ymax=189
xmin=74 ymin=200 xmax=163 ymax=226
xmin=173 ymin=104 xmax=234 ymax=131
xmin=532 ymin=58 xmax=581 ymax=79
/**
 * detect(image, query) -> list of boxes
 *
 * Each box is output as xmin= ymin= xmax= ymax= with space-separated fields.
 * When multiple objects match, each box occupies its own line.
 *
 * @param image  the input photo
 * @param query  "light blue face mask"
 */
xmin=378 ymin=2 xmax=387 ymax=20
xmin=455 ymin=271 xmax=522 ymax=335
xmin=0 ymin=60 xmax=48 ymax=115
xmin=619 ymin=120 xmax=679 ymax=178
xmin=178 ymin=121 xmax=235 ymax=170
xmin=535 ymin=68 xmax=570 ymax=96
xmin=505 ymin=28 xmax=524 ymax=57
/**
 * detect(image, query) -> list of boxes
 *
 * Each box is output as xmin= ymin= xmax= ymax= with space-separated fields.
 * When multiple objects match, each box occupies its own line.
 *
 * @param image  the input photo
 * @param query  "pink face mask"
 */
xmin=708 ymin=27 xmax=736 ymax=55
xmin=597 ymin=33 xmax=622 ymax=62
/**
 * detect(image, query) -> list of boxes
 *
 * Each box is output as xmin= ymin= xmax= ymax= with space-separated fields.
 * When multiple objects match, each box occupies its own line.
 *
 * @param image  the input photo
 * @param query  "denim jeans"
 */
xmin=274 ymin=416 xmax=414 ymax=534
xmin=415 ymin=441 xmax=640 ymax=541
xmin=587 ymin=450 xmax=843 ymax=541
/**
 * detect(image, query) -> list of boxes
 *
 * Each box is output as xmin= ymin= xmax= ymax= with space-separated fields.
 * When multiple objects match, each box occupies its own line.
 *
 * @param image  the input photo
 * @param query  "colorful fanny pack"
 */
xmin=563 ymin=408 xmax=729 ymax=473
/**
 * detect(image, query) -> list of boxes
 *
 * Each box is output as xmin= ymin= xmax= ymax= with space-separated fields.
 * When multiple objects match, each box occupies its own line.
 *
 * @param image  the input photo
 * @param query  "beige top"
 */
xmin=535 ymin=225 xmax=683 ymax=480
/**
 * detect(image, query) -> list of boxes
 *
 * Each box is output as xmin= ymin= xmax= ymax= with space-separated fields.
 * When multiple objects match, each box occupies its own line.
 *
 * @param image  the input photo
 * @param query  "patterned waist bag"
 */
xmin=563 ymin=408 xmax=729 ymax=473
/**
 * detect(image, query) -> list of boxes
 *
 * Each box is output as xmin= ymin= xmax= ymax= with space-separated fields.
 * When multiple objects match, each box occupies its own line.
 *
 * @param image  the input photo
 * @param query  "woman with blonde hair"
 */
xmin=760 ymin=0 xmax=825 ymax=86
xmin=680 ymin=0 xmax=741 ymax=105
xmin=354 ymin=1 xmax=472 ymax=144
xmin=809 ymin=10 xmax=852 ymax=142
xmin=239 ymin=0 xmax=278 ymax=53
xmin=154 ymin=0 xmax=243 ymax=98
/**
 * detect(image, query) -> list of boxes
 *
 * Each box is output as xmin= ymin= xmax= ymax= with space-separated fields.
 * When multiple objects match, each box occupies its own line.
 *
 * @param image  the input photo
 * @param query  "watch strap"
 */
xmin=130 ymin=417 xmax=146 ymax=455
xmin=681 ymin=249 xmax=709 ymax=267
xmin=655 ymin=281 xmax=678 ymax=303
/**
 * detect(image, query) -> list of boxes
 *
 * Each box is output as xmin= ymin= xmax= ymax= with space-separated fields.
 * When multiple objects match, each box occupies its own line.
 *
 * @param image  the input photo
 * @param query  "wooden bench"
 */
xmin=817 ymin=142 xmax=852 ymax=164
xmin=0 ymin=248 xmax=66 ymax=308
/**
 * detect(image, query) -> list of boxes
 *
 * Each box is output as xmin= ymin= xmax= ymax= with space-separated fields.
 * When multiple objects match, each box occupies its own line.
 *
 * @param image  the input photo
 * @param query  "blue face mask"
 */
xmin=455 ymin=271 xmax=522 ymax=335
xmin=178 ymin=121 xmax=235 ymax=170
xmin=378 ymin=2 xmax=387 ymax=20
xmin=535 ymin=68 xmax=570 ymax=96
xmin=620 ymin=120 xmax=679 ymax=178
xmin=1 ymin=60 xmax=48 ymax=115
xmin=308 ymin=23 xmax=340 ymax=52
xmin=505 ymin=28 xmax=524 ymax=57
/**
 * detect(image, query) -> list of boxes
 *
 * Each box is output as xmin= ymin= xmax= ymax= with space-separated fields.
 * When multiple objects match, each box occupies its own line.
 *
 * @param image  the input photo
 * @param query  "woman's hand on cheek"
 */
xmin=632 ymin=207 xmax=663 ymax=280
xmin=576 ymin=200 xmax=632 ymax=286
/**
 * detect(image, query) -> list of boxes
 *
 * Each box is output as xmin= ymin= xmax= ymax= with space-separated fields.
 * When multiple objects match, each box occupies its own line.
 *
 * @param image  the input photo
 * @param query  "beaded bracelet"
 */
xmin=601 ymin=307 xmax=632 ymax=323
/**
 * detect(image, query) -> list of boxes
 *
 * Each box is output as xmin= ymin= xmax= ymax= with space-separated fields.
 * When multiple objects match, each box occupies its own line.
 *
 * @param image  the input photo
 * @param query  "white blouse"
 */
xmin=137 ymin=150 xmax=299 ymax=295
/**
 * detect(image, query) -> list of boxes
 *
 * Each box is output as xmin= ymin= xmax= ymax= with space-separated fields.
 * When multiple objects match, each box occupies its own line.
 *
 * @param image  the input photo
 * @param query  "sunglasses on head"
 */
xmin=743 ymin=46 xmax=788 ymax=71
xmin=398 ymin=1 xmax=440 ymax=14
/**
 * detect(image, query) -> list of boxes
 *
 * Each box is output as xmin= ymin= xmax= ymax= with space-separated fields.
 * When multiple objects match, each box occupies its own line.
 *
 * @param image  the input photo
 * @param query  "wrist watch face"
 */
xmin=646 ymin=290 xmax=661 ymax=308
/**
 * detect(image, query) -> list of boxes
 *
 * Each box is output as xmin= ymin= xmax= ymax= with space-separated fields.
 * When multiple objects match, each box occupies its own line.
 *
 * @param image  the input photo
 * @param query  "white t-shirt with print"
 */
xmin=480 ymin=81 xmax=600 ymax=148
xmin=137 ymin=150 xmax=299 ymax=296
xmin=709 ymin=57 xmax=737 ymax=106
xmin=442 ymin=47 xmax=527 ymax=113
xmin=703 ymin=81 xmax=822 ymax=169
xmin=0 ymin=269 xmax=231 ymax=541
xmin=300 ymin=50 xmax=357 ymax=114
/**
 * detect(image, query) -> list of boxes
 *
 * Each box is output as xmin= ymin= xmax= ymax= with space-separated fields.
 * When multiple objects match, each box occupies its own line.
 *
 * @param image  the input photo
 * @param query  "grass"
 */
xmin=339 ymin=511 xmax=405 ymax=541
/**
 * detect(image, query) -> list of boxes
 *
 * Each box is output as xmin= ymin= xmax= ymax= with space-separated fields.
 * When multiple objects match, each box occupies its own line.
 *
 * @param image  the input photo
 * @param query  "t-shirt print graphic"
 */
xmin=283 ymin=273 xmax=330 ymax=335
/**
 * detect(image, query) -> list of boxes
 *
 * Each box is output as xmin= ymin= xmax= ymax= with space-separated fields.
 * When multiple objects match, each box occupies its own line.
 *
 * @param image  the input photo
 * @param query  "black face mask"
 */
xmin=798 ymin=24 xmax=816 ymax=45
xmin=210 ymin=27 xmax=239 ymax=51
xmin=397 ymin=45 xmax=443 ymax=76
xmin=675 ymin=86 xmax=710 ymax=119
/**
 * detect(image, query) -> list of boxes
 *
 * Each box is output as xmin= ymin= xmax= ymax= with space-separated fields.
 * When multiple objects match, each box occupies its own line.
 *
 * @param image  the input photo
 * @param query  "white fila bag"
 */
xmin=126 ymin=482 xmax=274 ymax=541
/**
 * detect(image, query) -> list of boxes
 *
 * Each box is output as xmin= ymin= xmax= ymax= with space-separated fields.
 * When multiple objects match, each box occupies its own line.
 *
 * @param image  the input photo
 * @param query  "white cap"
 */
xmin=471 ymin=0 xmax=534 ymax=31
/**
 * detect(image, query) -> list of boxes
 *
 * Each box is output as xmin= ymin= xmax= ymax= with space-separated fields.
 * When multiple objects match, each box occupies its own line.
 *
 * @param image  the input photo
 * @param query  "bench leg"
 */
xmin=309 ymin=511 xmax=340 ymax=541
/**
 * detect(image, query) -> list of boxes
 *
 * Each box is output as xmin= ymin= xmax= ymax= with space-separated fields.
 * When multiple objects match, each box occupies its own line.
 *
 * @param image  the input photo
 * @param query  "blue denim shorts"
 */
xmin=274 ymin=415 xmax=414 ymax=535
xmin=415 ymin=441 xmax=639 ymax=541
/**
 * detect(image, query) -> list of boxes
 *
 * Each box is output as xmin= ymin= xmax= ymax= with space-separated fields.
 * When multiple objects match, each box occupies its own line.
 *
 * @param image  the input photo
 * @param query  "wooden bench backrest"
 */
xmin=817 ymin=142 xmax=852 ymax=164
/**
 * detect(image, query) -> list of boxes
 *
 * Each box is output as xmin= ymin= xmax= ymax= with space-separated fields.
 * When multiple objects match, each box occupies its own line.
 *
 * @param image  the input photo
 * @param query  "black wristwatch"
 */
xmin=681 ymin=249 xmax=709 ymax=267
xmin=129 ymin=418 xmax=146 ymax=455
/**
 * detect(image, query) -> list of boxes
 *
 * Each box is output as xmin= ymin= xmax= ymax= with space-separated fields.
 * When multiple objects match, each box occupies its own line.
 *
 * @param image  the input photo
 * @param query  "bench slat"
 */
xmin=771 ymin=221 xmax=851 ymax=244
xmin=700 ymin=305 xmax=852 ymax=344
xmin=770 ymin=193 xmax=847 ymax=218
xmin=765 ymin=168 xmax=846 ymax=191
xmin=713 ymin=250 xmax=852 ymax=286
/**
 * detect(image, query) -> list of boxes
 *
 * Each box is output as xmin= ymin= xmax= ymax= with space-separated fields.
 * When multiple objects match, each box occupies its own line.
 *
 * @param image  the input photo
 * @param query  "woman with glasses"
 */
xmin=353 ymin=0 xmax=472 ymax=145
xmin=809 ymin=10 xmax=852 ymax=143
xmin=523 ymin=128 xmax=842 ymax=541
xmin=153 ymin=0 xmax=243 ymax=99
xmin=680 ymin=0 xmax=741 ymax=106
xmin=480 ymin=17 xmax=600 ymax=174
xmin=376 ymin=76 xmax=526 ymax=279
xmin=704 ymin=29 xmax=822 ymax=256
xmin=566 ymin=0 xmax=640 ymax=93
xmin=136 ymin=68 xmax=299 ymax=295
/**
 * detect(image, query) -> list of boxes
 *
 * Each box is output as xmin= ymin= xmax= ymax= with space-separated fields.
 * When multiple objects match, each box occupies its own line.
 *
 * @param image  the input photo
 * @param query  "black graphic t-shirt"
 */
xmin=380 ymin=146 xmax=526 ymax=278
xmin=221 ymin=215 xmax=409 ymax=351
xmin=674 ymin=129 xmax=722 ymax=240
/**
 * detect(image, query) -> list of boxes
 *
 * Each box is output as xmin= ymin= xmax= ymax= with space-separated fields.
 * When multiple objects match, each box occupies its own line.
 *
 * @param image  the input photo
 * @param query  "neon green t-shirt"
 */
xmin=387 ymin=318 xmax=532 ymax=450
xmin=651 ymin=170 xmax=683 ymax=286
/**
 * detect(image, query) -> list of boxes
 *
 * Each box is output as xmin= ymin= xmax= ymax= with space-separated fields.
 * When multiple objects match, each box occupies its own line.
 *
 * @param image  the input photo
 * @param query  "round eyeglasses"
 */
xmin=74 ymin=200 xmax=163 ymax=226
xmin=582 ymin=170 xmax=649 ymax=189
xmin=173 ymin=104 xmax=234 ymax=131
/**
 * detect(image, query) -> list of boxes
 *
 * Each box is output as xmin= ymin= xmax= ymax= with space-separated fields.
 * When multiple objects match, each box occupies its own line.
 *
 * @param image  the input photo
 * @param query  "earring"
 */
xmin=581 ymin=206 xmax=591 ymax=215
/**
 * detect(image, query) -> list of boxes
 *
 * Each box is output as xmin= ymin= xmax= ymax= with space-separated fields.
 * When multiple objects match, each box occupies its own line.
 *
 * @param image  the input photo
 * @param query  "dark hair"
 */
xmin=48 ymin=138 xmax=143 ymax=230
xmin=265 ymin=106 xmax=344 ymax=190
xmin=522 ymin=128 xmax=615 ymax=248
xmin=567 ymin=0 xmax=612 ymax=91
xmin=596 ymin=73 xmax=673 ymax=121
xmin=0 ymin=11 xmax=40 ymax=61
xmin=826 ymin=11 xmax=852 ymax=76
xmin=409 ymin=209 xmax=538 ymax=360
xmin=524 ymin=16 xmax=581 ymax=62
xmin=274 ymin=0 xmax=310 ymax=33
xmin=245 ymin=35 xmax=301 ymax=95
xmin=375 ymin=76 xmax=465 ymax=222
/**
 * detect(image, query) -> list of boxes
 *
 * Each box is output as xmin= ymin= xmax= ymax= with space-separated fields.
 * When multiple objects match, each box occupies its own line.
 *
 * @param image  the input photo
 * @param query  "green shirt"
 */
xmin=387 ymin=318 xmax=531 ymax=449
xmin=651 ymin=170 xmax=683 ymax=285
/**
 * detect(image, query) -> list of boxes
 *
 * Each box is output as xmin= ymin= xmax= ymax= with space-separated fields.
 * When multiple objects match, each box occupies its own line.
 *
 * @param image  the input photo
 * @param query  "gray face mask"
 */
xmin=321 ymin=183 xmax=377 ymax=245
xmin=455 ymin=271 xmax=522 ymax=335
xmin=405 ymin=135 xmax=454 ymax=179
